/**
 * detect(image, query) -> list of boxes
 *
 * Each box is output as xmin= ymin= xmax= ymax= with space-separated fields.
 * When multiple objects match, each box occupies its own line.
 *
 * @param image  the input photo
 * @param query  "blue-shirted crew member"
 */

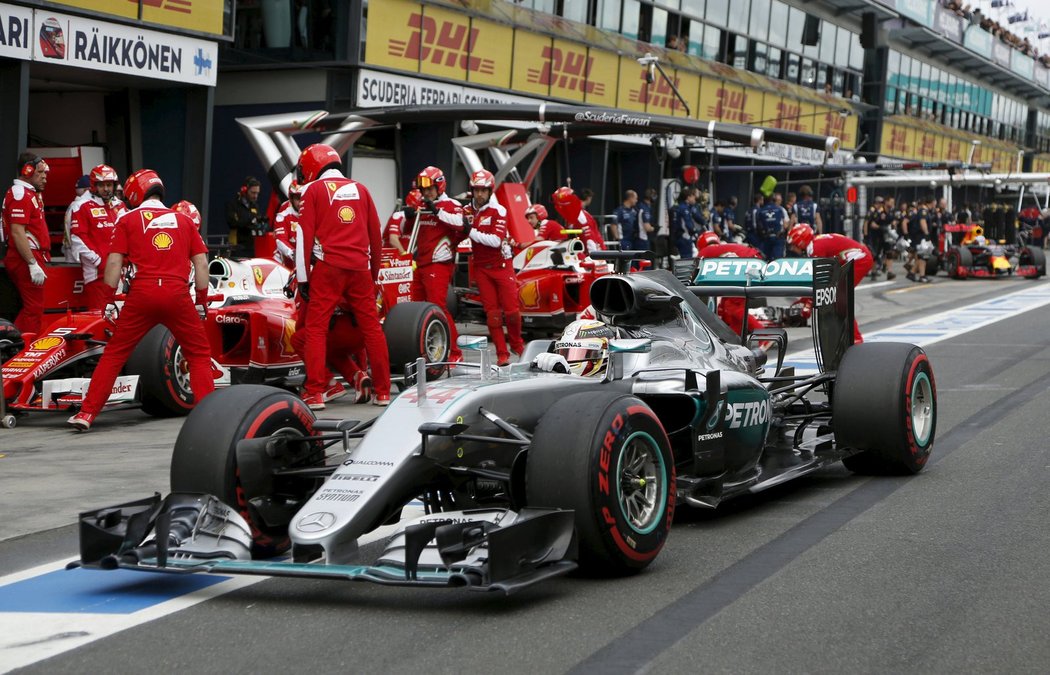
xmin=756 ymin=194 xmax=789 ymax=260
xmin=613 ymin=189 xmax=646 ymax=251
xmin=794 ymin=185 xmax=823 ymax=233
xmin=670 ymin=187 xmax=702 ymax=259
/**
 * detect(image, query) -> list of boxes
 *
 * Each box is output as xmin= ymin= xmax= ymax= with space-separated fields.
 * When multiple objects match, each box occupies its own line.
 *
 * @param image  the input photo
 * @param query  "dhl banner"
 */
xmin=48 ymin=0 xmax=222 ymax=36
xmin=1033 ymin=154 xmax=1050 ymax=173
xmin=881 ymin=116 xmax=1021 ymax=164
xmin=363 ymin=1 xmax=1048 ymax=155
xmin=512 ymin=30 xmax=553 ymax=97
xmin=585 ymin=48 xmax=619 ymax=107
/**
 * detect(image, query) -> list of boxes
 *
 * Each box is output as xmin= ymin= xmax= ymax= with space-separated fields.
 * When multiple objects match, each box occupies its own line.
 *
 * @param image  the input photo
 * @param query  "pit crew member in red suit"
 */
xmin=787 ymin=223 xmax=873 ymax=343
xmin=385 ymin=189 xmax=423 ymax=255
xmin=272 ymin=180 xmax=301 ymax=268
xmin=295 ymin=143 xmax=390 ymax=409
xmin=2 ymin=153 xmax=50 ymax=334
xmin=526 ymin=203 xmax=565 ymax=241
xmin=172 ymin=200 xmax=202 ymax=231
xmin=68 ymin=170 xmax=214 ymax=431
xmin=290 ymin=293 xmax=372 ymax=404
xmin=69 ymin=164 xmax=121 ymax=310
xmin=696 ymin=231 xmax=766 ymax=336
xmin=463 ymin=170 xmax=524 ymax=365
xmin=552 ymin=186 xmax=606 ymax=253
xmin=410 ymin=166 xmax=468 ymax=363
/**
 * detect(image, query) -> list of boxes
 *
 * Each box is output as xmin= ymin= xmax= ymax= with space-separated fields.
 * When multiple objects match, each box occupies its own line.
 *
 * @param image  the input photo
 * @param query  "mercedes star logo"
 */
xmin=296 ymin=511 xmax=336 ymax=533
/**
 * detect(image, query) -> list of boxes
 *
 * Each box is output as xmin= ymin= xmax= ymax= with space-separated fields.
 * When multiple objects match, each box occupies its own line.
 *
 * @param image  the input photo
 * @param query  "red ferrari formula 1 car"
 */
xmin=0 ymin=258 xmax=449 ymax=428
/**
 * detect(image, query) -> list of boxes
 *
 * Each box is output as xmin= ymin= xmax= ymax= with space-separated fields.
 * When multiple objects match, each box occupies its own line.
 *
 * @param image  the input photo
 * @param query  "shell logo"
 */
xmin=30 ymin=336 xmax=63 ymax=350
xmin=338 ymin=206 xmax=356 ymax=223
xmin=152 ymin=232 xmax=174 ymax=251
xmin=280 ymin=318 xmax=297 ymax=356
xmin=519 ymin=280 xmax=540 ymax=309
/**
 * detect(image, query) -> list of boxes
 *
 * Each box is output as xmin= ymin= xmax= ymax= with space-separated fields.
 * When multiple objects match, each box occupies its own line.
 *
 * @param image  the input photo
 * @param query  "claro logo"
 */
xmin=388 ymin=13 xmax=494 ymax=74
xmin=527 ymin=46 xmax=604 ymax=95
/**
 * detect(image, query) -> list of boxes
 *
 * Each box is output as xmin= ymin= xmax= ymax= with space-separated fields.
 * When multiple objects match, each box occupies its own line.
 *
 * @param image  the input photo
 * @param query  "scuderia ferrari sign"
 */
xmin=0 ymin=3 xmax=217 ymax=86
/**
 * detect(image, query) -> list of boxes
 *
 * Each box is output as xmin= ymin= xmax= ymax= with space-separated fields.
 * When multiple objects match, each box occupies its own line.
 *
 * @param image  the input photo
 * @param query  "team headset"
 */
xmin=239 ymin=177 xmax=260 ymax=198
xmin=20 ymin=156 xmax=47 ymax=178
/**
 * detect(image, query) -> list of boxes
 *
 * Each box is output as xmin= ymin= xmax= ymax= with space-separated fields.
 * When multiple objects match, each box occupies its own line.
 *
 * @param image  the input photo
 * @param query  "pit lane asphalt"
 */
xmin=4 ymin=274 xmax=1050 ymax=673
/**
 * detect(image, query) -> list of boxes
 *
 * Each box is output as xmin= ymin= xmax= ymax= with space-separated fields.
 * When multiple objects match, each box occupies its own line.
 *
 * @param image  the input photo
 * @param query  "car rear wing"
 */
xmin=687 ymin=257 xmax=854 ymax=373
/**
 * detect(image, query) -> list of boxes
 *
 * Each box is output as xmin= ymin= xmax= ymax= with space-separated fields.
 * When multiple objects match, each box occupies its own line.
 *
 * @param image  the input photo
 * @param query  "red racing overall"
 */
xmin=411 ymin=194 xmax=466 ymax=360
xmin=80 ymin=199 xmax=215 ymax=416
xmin=467 ymin=195 xmax=524 ymax=363
xmin=69 ymin=195 xmax=119 ymax=309
xmin=296 ymin=169 xmax=391 ymax=399
xmin=2 ymin=179 xmax=50 ymax=334
xmin=809 ymin=233 xmax=874 ymax=343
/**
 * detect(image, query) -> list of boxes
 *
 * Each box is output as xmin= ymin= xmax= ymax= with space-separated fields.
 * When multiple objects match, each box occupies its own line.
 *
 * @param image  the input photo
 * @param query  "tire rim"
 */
xmin=424 ymin=317 xmax=449 ymax=362
xmin=911 ymin=371 xmax=934 ymax=447
xmin=616 ymin=431 xmax=666 ymax=534
xmin=173 ymin=345 xmax=192 ymax=396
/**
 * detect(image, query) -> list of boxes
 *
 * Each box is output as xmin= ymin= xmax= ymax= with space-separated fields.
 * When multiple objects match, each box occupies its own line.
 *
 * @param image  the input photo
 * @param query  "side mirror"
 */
xmin=457 ymin=335 xmax=488 ymax=351
xmin=607 ymin=338 xmax=652 ymax=381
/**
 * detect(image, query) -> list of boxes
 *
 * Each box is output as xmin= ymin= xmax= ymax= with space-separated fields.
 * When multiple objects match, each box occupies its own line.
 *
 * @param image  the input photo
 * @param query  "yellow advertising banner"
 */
xmin=766 ymin=96 xmax=806 ymax=133
xmin=1033 ymin=154 xmax=1050 ymax=173
xmin=585 ymin=47 xmax=619 ymax=107
xmin=141 ymin=1 xmax=222 ymax=36
xmin=47 ymin=0 xmax=134 ymax=20
xmin=673 ymin=69 xmax=701 ymax=119
xmin=915 ymin=129 xmax=939 ymax=160
xmin=796 ymin=100 xmax=817 ymax=135
xmin=512 ymin=30 xmax=552 ymax=97
xmin=417 ymin=5 xmax=476 ymax=80
xmin=707 ymin=81 xmax=752 ymax=125
xmin=617 ymin=56 xmax=650 ymax=112
xmin=546 ymin=38 xmax=591 ymax=102
xmin=467 ymin=17 xmax=512 ymax=89
xmin=882 ymin=121 xmax=913 ymax=158
xmin=47 ymin=0 xmax=222 ymax=35
xmin=365 ymin=0 xmax=423 ymax=73
xmin=944 ymin=136 xmax=965 ymax=162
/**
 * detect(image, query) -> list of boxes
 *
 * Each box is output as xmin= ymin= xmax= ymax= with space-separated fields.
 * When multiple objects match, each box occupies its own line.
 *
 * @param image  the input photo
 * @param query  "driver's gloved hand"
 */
xmin=531 ymin=352 xmax=570 ymax=373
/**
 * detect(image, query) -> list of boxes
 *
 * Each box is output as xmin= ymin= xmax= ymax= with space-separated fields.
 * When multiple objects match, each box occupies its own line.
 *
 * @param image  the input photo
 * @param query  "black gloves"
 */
xmin=298 ymin=282 xmax=310 ymax=302
xmin=423 ymin=198 xmax=436 ymax=213
xmin=462 ymin=213 xmax=473 ymax=236
xmin=403 ymin=207 xmax=416 ymax=221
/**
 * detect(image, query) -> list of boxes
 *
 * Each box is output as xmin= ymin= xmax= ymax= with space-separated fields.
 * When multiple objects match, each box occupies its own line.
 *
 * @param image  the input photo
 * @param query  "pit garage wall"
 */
xmin=0 ymin=2 xmax=218 ymax=230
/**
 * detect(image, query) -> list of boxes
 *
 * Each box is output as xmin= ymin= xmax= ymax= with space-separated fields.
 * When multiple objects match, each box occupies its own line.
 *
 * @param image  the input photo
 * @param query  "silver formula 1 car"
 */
xmin=75 ymin=250 xmax=936 ymax=594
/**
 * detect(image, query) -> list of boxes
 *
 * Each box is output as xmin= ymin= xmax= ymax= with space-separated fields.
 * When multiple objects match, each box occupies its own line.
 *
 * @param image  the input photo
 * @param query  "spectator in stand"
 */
xmin=62 ymin=175 xmax=91 ymax=260
xmin=2 ymin=153 xmax=50 ymax=334
xmin=68 ymin=165 xmax=121 ymax=309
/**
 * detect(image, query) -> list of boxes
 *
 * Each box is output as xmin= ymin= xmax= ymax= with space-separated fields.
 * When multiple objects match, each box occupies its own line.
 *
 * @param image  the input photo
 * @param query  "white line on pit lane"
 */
xmin=0 ymin=505 xmax=425 ymax=673
xmin=857 ymin=280 xmax=895 ymax=291
xmin=783 ymin=279 xmax=1050 ymax=374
